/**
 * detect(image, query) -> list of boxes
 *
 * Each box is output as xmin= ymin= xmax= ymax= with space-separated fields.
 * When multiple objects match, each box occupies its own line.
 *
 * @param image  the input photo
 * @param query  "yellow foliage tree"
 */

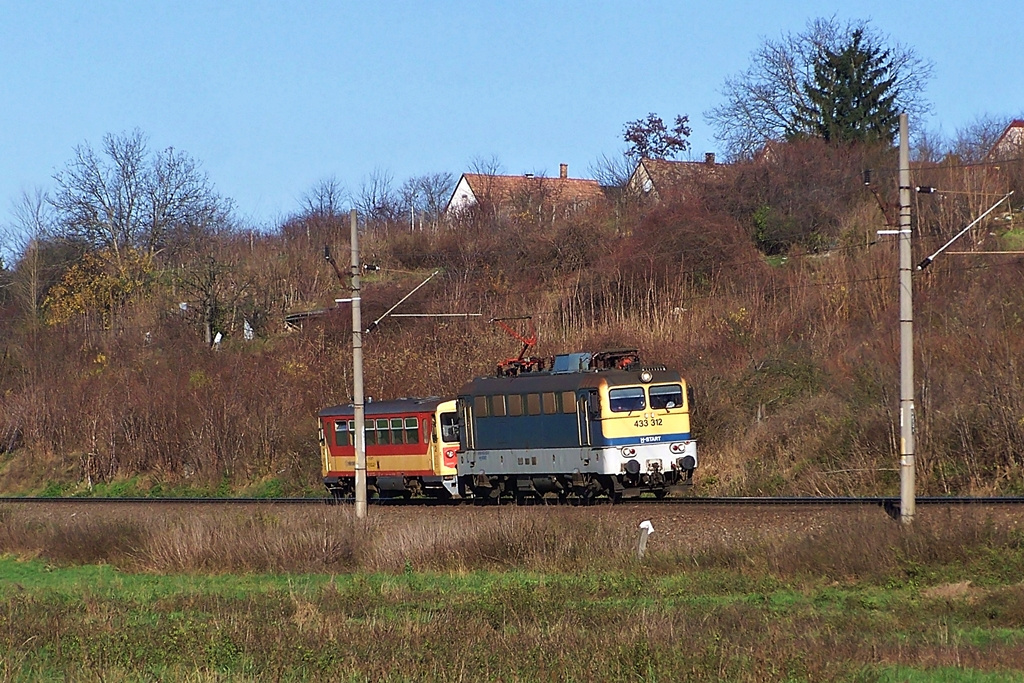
xmin=43 ymin=248 xmax=154 ymax=327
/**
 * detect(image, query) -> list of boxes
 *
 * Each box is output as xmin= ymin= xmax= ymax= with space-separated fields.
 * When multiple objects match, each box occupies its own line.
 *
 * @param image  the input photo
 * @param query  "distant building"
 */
xmin=445 ymin=163 xmax=605 ymax=219
xmin=987 ymin=119 xmax=1024 ymax=160
xmin=625 ymin=154 xmax=724 ymax=203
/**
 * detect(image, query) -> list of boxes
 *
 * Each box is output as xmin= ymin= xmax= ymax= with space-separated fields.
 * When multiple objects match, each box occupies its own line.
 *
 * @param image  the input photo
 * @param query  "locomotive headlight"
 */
xmin=621 ymin=446 xmax=637 ymax=458
xmin=639 ymin=370 xmax=653 ymax=383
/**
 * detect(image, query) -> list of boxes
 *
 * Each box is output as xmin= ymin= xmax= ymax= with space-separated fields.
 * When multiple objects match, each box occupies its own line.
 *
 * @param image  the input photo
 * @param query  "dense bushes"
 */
xmin=1 ymin=142 xmax=1023 ymax=497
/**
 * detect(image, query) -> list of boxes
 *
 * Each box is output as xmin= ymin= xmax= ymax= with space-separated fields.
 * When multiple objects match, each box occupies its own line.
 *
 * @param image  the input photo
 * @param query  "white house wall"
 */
xmin=446 ymin=176 xmax=478 ymax=215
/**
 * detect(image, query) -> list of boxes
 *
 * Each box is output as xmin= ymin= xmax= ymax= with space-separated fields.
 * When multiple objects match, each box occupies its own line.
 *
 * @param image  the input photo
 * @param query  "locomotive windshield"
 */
xmin=439 ymin=411 xmax=460 ymax=443
xmin=649 ymin=384 xmax=684 ymax=409
xmin=608 ymin=387 xmax=646 ymax=412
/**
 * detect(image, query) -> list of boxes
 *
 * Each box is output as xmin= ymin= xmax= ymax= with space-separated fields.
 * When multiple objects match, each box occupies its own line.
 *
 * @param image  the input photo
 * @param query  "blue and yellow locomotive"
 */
xmin=456 ymin=350 xmax=697 ymax=502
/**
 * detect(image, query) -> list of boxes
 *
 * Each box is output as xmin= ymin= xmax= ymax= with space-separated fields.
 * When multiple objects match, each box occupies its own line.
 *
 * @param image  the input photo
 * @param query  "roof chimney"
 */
xmin=559 ymin=163 xmax=568 ymax=179
xmin=705 ymin=153 xmax=715 ymax=166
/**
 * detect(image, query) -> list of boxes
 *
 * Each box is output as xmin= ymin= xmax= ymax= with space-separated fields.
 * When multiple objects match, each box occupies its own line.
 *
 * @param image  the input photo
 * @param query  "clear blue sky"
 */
xmin=2 ymin=0 xmax=1022 ymax=236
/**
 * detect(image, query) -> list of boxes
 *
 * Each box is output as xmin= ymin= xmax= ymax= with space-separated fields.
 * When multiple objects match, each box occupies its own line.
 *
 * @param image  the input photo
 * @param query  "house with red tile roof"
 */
xmin=445 ymin=163 xmax=605 ymax=219
xmin=625 ymin=154 xmax=724 ymax=203
xmin=987 ymin=120 xmax=1024 ymax=160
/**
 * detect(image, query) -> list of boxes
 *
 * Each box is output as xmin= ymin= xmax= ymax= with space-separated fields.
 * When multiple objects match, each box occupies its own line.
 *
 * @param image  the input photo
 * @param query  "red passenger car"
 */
xmin=319 ymin=398 xmax=460 ymax=499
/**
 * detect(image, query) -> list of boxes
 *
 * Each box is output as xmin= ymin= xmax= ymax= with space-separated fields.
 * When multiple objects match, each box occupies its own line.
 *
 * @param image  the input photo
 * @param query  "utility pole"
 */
xmin=350 ymin=209 xmax=367 ymax=519
xmin=898 ymin=113 xmax=915 ymax=525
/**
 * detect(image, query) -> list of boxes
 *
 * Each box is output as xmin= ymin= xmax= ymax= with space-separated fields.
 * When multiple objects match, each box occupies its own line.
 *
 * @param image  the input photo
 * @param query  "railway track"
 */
xmin=2 ymin=495 xmax=1024 ymax=507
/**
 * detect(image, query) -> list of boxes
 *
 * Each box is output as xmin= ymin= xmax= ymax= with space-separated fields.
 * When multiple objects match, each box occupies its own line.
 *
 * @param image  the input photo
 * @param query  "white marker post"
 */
xmin=637 ymin=520 xmax=654 ymax=559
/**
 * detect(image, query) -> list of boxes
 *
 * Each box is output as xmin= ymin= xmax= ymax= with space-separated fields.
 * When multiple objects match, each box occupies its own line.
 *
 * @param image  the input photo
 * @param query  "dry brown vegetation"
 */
xmin=0 ymin=501 xmax=1021 ymax=578
xmin=1 ymin=140 xmax=1024 ymax=498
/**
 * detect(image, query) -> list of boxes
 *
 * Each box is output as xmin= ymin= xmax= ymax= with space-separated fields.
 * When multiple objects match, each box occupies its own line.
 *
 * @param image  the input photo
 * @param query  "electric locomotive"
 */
xmin=319 ymin=398 xmax=461 ymax=499
xmin=456 ymin=349 xmax=697 ymax=502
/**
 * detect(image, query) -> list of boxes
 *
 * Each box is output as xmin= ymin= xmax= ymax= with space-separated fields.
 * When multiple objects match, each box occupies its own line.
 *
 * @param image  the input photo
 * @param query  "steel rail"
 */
xmin=2 ymin=496 xmax=1024 ymax=506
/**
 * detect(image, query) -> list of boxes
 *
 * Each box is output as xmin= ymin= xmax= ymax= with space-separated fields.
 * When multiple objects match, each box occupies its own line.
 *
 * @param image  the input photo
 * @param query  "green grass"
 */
xmin=22 ymin=475 xmax=317 ymax=500
xmin=874 ymin=666 xmax=1024 ymax=682
xmin=2 ymin=556 xmax=1024 ymax=682
xmin=1000 ymin=226 xmax=1024 ymax=251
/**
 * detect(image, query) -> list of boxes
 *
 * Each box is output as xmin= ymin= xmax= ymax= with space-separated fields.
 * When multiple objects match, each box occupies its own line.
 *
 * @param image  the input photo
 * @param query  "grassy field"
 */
xmin=1 ymin=504 xmax=1023 ymax=681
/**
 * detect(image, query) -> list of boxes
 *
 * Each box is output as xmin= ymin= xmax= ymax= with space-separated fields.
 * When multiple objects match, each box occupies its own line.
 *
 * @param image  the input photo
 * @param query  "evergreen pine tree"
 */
xmin=794 ymin=29 xmax=900 ymax=144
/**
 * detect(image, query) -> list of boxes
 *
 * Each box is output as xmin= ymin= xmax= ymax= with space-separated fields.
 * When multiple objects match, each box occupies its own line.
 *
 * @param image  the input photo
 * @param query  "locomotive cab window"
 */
xmin=649 ymin=384 xmax=684 ymax=410
xmin=474 ymin=395 xmax=489 ymax=418
xmin=440 ymin=412 xmax=460 ymax=443
xmin=609 ymin=387 xmax=646 ymax=413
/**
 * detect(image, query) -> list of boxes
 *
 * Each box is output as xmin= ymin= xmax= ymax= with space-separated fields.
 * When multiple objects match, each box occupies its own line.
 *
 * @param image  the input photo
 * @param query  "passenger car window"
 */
xmin=376 ymin=418 xmax=390 ymax=445
xmin=334 ymin=420 xmax=349 ymax=447
xmin=390 ymin=418 xmax=405 ymax=445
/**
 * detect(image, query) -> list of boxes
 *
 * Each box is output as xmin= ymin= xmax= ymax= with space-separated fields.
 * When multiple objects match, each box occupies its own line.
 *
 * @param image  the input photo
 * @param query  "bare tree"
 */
xmin=705 ymin=17 xmax=932 ymax=159
xmin=912 ymin=128 xmax=947 ymax=164
xmin=914 ymin=115 xmax=1020 ymax=164
xmin=50 ymin=129 xmax=231 ymax=264
xmin=952 ymin=115 xmax=1014 ymax=163
xmin=300 ymin=176 xmax=349 ymax=217
xmin=468 ymin=155 xmax=504 ymax=176
xmin=398 ymin=176 xmax=422 ymax=229
xmin=355 ymin=168 xmax=400 ymax=225
xmin=418 ymin=172 xmax=455 ymax=229
xmin=6 ymin=189 xmax=54 ymax=320
xmin=177 ymin=252 xmax=254 ymax=346
xmin=398 ymin=173 xmax=455 ymax=229
xmin=50 ymin=130 xmax=147 ymax=264
xmin=589 ymin=152 xmax=634 ymax=188
xmin=150 ymin=146 xmax=233 ymax=255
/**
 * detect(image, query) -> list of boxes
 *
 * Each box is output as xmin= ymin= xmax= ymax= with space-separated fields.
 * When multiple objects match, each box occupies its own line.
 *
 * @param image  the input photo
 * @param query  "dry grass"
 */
xmin=1 ymin=502 xmax=1022 ymax=583
xmin=0 ymin=503 xmax=639 ymax=574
